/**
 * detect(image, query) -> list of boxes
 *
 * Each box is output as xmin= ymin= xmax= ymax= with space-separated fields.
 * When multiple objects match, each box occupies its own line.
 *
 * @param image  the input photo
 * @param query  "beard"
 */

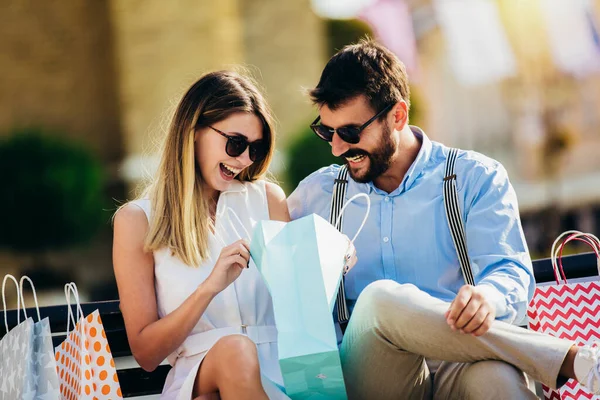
xmin=343 ymin=121 xmax=395 ymax=183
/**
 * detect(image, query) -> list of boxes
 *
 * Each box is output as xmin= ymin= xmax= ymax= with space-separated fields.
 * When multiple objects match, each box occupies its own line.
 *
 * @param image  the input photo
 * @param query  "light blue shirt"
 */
xmin=288 ymin=127 xmax=534 ymax=324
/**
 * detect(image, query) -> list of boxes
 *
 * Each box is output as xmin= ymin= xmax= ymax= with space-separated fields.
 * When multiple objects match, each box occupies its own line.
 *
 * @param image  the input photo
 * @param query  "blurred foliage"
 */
xmin=0 ymin=128 xmax=107 ymax=254
xmin=325 ymin=19 xmax=373 ymax=56
xmin=285 ymin=126 xmax=340 ymax=193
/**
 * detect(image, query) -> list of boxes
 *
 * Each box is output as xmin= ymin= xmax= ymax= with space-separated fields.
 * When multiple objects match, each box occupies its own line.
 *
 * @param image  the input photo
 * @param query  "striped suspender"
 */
xmin=443 ymin=148 xmax=475 ymax=286
xmin=330 ymin=165 xmax=351 ymax=324
xmin=331 ymin=150 xmax=474 ymax=327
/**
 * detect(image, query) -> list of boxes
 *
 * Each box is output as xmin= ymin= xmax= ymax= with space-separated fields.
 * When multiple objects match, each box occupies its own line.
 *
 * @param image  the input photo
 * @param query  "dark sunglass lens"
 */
xmin=337 ymin=127 xmax=361 ymax=144
xmin=250 ymin=143 xmax=267 ymax=162
xmin=226 ymin=138 xmax=247 ymax=157
xmin=312 ymin=125 xmax=334 ymax=142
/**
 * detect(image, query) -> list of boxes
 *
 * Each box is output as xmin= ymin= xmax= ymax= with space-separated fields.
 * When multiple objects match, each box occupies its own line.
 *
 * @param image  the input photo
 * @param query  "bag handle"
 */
xmin=214 ymin=207 xmax=252 ymax=244
xmin=19 ymin=275 xmax=41 ymax=322
xmin=551 ymin=230 xmax=600 ymax=284
xmin=65 ymin=282 xmax=85 ymax=336
xmin=225 ymin=207 xmax=252 ymax=241
xmin=330 ymin=166 xmax=372 ymax=325
xmin=213 ymin=206 xmax=251 ymax=264
xmin=64 ymin=282 xmax=85 ymax=367
xmin=2 ymin=274 xmax=21 ymax=333
xmin=334 ymin=193 xmax=371 ymax=244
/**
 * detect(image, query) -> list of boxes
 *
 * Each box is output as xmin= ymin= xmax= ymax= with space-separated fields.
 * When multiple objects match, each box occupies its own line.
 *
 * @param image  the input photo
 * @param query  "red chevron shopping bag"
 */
xmin=527 ymin=231 xmax=600 ymax=400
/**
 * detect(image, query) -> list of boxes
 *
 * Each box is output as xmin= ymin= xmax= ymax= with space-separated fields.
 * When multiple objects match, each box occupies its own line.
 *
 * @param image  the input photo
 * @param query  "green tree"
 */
xmin=326 ymin=19 xmax=373 ymax=56
xmin=0 ymin=128 xmax=107 ymax=257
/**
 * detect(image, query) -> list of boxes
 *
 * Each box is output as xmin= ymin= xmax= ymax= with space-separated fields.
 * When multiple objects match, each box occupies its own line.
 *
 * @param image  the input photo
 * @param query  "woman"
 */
xmin=113 ymin=71 xmax=292 ymax=399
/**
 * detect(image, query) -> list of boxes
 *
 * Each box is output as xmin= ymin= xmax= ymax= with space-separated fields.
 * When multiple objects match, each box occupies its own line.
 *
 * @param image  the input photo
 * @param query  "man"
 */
xmin=287 ymin=39 xmax=600 ymax=399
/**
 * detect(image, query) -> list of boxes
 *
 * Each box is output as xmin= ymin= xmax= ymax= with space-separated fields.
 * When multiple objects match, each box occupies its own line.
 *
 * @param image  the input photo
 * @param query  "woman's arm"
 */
xmin=113 ymin=204 xmax=220 ymax=372
xmin=265 ymin=182 xmax=290 ymax=222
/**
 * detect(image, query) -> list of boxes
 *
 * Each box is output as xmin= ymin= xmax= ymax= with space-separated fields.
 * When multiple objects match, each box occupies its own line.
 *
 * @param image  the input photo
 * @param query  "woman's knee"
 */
xmin=211 ymin=335 xmax=261 ymax=381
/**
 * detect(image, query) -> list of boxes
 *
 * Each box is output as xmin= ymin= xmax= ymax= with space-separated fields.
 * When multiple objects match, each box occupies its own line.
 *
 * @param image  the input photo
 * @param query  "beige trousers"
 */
xmin=340 ymin=280 xmax=574 ymax=400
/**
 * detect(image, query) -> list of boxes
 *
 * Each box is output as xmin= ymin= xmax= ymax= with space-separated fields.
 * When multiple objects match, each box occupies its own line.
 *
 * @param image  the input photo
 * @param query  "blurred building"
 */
xmin=409 ymin=0 xmax=600 ymax=255
xmin=0 ymin=0 xmax=325 ymax=304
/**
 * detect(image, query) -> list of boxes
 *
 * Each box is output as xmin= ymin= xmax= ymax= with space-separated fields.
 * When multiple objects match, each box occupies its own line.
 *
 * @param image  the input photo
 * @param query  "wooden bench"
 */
xmin=1 ymin=252 xmax=598 ymax=398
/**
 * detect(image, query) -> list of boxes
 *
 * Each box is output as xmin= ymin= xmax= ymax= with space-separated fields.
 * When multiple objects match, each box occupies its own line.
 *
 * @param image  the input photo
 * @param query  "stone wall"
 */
xmin=0 ymin=1 xmax=123 ymax=162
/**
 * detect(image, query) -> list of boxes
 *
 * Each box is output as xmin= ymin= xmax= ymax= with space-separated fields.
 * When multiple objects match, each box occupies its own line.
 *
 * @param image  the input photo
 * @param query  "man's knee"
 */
xmin=461 ymin=361 xmax=532 ymax=398
xmin=354 ymin=280 xmax=421 ymax=321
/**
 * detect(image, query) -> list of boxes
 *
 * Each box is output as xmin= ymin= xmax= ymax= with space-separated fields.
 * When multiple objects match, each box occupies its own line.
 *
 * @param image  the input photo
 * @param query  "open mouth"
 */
xmin=219 ymin=163 xmax=241 ymax=180
xmin=345 ymin=154 xmax=367 ymax=164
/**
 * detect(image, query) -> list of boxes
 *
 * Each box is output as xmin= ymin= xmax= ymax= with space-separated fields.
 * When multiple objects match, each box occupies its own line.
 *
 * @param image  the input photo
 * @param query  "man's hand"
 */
xmin=445 ymin=285 xmax=496 ymax=337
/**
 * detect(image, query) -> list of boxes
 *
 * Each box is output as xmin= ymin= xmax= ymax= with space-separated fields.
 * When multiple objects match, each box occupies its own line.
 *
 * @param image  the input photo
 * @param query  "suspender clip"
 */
xmin=443 ymin=174 xmax=456 ymax=181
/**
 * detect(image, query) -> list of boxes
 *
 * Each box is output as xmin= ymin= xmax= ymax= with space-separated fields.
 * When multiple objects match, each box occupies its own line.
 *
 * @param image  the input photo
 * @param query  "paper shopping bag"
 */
xmin=55 ymin=283 xmax=123 ymax=399
xmin=0 ymin=274 xmax=34 ymax=400
xmin=251 ymin=214 xmax=350 ymax=399
xmin=527 ymin=231 xmax=600 ymax=400
xmin=20 ymin=276 xmax=60 ymax=399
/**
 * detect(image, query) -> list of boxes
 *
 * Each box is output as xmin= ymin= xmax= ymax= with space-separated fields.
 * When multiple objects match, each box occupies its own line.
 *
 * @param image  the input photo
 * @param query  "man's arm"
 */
xmin=287 ymin=180 xmax=306 ymax=221
xmin=287 ymin=165 xmax=340 ymax=221
xmin=446 ymin=159 xmax=534 ymax=335
xmin=464 ymin=162 xmax=534 ymax=322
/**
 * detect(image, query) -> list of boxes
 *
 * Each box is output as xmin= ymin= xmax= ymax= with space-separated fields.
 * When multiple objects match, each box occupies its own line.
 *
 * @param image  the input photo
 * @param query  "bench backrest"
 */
xmin=0 ymin=299 xmax=168 ymax=397
xmin=1 ymin=252 xmax=598 ymax=397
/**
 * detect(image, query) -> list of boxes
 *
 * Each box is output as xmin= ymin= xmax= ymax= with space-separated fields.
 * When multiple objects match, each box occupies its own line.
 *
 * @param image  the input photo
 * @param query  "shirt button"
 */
xmin=383 ymin=237 xmax=389 ymax=243
xmin=384 ymin=197 xmax=390 ymax=202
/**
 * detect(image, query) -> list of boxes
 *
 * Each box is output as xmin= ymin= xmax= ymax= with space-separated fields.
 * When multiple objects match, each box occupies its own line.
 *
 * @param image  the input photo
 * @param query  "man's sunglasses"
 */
xmin=208 ymin=126 xmax=267 ymax=162
xmin=310 ymin=103 xmax=394 ymax=144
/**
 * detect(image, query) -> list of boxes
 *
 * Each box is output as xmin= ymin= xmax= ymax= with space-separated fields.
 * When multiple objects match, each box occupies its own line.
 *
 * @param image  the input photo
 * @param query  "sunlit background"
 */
xmin=1 ymin=0 xmax=599 ymax=307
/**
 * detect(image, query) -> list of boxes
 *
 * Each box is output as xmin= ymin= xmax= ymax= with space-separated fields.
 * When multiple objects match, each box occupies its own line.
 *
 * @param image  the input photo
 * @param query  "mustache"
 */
xmin=340 ymin=149 xmax=369 ymax=159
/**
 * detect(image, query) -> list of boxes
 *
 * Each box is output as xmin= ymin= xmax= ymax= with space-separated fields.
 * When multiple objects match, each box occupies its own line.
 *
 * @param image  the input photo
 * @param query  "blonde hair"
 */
xmin=139 ymin=71 xmax=275 ymax=266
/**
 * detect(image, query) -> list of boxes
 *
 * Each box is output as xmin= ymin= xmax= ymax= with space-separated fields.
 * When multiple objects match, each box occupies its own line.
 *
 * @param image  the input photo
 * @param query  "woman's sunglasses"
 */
xmin=310 ymin=103 xmax=394 ymax=144
xmin=208 ymin=126 xmax=267 ymax=162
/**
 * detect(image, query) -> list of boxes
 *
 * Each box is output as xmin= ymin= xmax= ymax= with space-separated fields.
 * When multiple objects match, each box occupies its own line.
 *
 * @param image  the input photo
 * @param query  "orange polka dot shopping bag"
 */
xmin=55 ymin=283 xmax=122 ymax=399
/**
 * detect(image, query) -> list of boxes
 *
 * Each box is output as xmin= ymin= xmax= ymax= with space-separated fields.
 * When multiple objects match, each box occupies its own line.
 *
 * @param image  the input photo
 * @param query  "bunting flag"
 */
xmin=359 ymin=0 xmax=419 ymax=77
xmin=433 ymin=0 xmax=516 ymax=85
xmin=539 ymin=0 xmax=600 ymax=77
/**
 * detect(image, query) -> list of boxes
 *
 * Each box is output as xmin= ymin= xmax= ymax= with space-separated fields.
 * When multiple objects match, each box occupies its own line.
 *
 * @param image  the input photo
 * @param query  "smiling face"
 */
xmin=319 ymin=96 xmax=397 ymax=183
xmin=195 ymin=112 xmax=264 ymax=194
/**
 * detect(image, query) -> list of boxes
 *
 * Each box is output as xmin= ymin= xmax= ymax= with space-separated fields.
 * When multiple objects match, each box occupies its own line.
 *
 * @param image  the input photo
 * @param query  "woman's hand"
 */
xmin=204 ymin=239 xmax=251 ymax=294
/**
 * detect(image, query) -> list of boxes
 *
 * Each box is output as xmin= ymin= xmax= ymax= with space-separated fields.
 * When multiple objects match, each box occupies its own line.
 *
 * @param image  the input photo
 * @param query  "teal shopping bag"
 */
xmin=251 ymin=214 xmax=350 ymax=399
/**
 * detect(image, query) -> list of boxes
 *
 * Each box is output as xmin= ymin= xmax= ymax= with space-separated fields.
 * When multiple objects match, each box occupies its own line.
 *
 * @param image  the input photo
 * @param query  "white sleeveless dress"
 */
xmin=131 ymin=180 xmax=289 ymax=400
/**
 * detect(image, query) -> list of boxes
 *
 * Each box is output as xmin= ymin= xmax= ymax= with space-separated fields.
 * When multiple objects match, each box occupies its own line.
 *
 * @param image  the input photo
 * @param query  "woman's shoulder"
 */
xmin=242 ymin=180 xmax=286 ymax=203
xmin=229 ymin=180 xmax=288 ymax=221
xmin=263 ymin=181 xmax=289 ymax=222
xmin=263 ymin=181 xmax=285 ymax=200
xmin=122 ymin=198 xmax=151 ymax=221
xmin=113 ymin=201 xmax=150 ymax=241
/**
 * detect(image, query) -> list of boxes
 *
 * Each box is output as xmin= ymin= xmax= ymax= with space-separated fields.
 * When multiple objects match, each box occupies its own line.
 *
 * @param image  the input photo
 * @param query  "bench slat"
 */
xmin=532 ymin=252 xmax=598 ymax=283
xmin=0 ymin=252 xmax=597 ymax=397
xmin=51 ymin=328 xmax=132 ymax=358
xmin=0 ymin=300 xmax=123 ymax=336
xmin=118 ymin=366 xmax=170 ymax=398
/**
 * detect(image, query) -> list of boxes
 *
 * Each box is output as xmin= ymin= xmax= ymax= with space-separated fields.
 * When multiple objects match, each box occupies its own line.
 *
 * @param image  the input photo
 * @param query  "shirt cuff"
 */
xmin=477 ymin=283 xmax=509 ymax=322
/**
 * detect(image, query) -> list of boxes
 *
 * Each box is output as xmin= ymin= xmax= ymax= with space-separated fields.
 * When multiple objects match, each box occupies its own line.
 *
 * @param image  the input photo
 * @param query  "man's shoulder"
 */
xmin=456 ymin=149 xmax=502 ymax=176
xmin=296 ymin=164 xmax=342 ymax=190
xmin=289 ymin=164 xmax=343 ymax=219
xmin=432 ymin=142 xmax=504 ymax=179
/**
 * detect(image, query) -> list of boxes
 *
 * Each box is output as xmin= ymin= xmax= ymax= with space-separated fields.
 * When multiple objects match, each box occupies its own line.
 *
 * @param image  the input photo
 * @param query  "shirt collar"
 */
xmin=366 ymin=125 xmax=432 ymax=196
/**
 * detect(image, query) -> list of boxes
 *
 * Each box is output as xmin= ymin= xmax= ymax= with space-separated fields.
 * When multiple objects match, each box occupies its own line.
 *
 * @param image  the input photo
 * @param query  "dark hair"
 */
xmin=309 ymin=38 xmax=410 ymax=116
